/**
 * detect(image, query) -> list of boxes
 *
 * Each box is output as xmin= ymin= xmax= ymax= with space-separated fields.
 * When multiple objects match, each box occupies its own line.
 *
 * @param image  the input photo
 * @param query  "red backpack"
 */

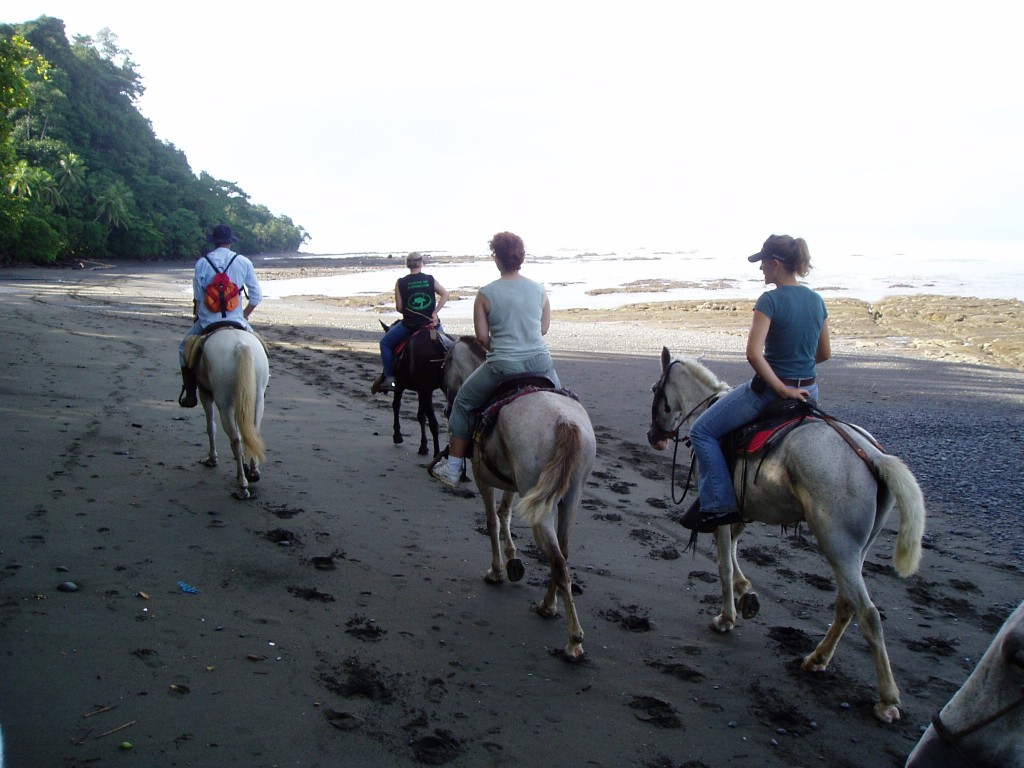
xmin=202 ymin=254 xmax=242 ymax=317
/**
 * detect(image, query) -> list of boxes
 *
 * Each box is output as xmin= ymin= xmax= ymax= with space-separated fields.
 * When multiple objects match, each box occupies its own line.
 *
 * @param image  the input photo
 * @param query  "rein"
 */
xmin=930 ymin=686 xmax=1024 ymax=768
xmin=652 ymin=361 xmax=887 ymax=506
xmin=812 ymin=411 xmax=886 ymax=481
xmin=651 ymin=362 xmax=719 ymax=505
xmin=669 ymin=435 xmax=698 ymax=505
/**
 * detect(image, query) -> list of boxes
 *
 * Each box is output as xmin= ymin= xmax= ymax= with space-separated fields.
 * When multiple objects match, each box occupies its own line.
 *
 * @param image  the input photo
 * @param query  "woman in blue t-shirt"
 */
xmin=683 ymin=234 xmax=831 ymax=531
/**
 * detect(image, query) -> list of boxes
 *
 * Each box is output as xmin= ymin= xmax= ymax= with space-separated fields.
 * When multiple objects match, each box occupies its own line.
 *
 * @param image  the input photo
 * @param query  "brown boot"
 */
xmin=370 ymin=372 xmax=385 ymax=394
xmin=178 ymin=366 xmax=198 ymax=408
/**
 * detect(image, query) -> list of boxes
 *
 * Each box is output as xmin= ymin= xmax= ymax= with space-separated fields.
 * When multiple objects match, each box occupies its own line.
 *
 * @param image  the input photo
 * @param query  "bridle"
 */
xmin=928 ymin=686 xmax=1024 ymax=768
xmin=649 ymin=361 xmax=720 ymax=505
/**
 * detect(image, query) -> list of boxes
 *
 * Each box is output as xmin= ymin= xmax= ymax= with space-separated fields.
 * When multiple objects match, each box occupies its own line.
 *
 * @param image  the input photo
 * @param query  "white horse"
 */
xmin=196 ymin=329 xmax=269 ymax=499
xmin=906 ymin=599 xmax=1024 ymax=767
xmin=647 ymin=347 xmax=926 ymax=723
xmin=434 ymin=337 xmax=597 ymax=660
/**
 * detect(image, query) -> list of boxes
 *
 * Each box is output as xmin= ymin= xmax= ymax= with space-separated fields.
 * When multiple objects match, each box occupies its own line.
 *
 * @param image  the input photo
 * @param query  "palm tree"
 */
xmin=6 ymin=160 xmax=32 ymax=198
xmin=57 ymin=152 xmax=87 ymax=195
xmin=93 ymin=179 xmax=133 ymax=229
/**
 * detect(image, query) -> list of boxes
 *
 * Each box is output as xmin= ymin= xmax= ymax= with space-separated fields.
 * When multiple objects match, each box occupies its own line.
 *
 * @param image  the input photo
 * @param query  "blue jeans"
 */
xmin=380 ymin=322 xmax=445 ymax=377
xmin=690 ymin=378 xmax=819 ymax=512
xmin=448 ymin=352 xmax=560 ymax=441
xmin=379 ymin=322 xmax=413 ymax=378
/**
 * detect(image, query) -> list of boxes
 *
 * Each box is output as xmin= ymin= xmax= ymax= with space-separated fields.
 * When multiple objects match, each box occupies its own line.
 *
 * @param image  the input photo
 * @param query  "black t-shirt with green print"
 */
xmin=398 ymin=273 xmax=436 ymax=328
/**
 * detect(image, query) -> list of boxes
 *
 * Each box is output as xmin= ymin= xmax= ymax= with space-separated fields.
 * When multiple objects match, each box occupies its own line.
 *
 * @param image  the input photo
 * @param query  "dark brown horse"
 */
xmin=380 ymin=320 xmax=454 ymax=456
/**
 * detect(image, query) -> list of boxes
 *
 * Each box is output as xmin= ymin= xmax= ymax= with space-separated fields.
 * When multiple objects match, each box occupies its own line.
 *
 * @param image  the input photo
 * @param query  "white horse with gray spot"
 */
xmin=647 ymin=347 xmax=926 ymax=723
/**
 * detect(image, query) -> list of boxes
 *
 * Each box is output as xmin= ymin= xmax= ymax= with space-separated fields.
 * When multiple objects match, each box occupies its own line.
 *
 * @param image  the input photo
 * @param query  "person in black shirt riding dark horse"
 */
xmin=372 ymin=252 xmax=449 ymax=393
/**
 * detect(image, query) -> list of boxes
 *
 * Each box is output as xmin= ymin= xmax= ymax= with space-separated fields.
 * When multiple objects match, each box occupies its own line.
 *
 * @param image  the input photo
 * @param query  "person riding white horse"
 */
xmin=648 ymin=347 xmax=925 ymax=722
xmin=431 ymin=231 xmax=560 ymax=487
xmin=178 ymin=224 xmax=262 ymax=408
xmin=436 ymin=334 xmax=596 ymax=660
xmin=685 ymin=234 xmax=831 ymax=531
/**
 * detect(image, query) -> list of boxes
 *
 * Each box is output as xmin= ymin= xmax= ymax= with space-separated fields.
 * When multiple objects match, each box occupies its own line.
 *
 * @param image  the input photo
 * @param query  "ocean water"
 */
xmin=260 ymin=240 xmax=1024 ymax=319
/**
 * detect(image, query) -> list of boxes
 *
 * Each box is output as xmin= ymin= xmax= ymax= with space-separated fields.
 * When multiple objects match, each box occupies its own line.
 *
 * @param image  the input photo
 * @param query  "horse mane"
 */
xmin=678 ymin=355 xmax=730 ymax=392
xmin=458 ymin=335 xmax=488 ymax=359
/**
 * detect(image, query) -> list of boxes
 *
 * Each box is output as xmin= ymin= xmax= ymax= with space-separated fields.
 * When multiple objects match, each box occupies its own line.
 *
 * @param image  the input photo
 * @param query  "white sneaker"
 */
xmin=431 ymin=462 xmax=462 ymax=488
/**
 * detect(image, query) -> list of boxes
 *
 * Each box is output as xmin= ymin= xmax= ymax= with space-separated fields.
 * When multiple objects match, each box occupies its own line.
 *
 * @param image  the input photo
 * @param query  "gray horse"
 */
xmin=647 ymin=347 xmax=925 ymax=722
xmin=434 ymin=336 xmax=597 ymax=660
xmin=906 ymin=599 xmax=1024 ymax=767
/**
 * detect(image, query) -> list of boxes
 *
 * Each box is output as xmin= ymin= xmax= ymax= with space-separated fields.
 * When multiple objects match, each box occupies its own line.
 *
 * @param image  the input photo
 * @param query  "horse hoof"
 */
xmin=393 ymin=435 xmax=404 ymax=445
xmin=201 ymin=457 xmax=218 ymax=468
xmin=506 ymin=558 xmax=525 ymax=582
xmin=711 ymin=615 xmax=734 ymax=633
xmin=536 ymin=604 xmax=558 ymax=620
xmin=801 ymin=654 xmax=828 ymax=673
xmin=874 ymin=703 xmax=901 ymax=724
xmin=484 ymin=570 xmax=503 ymax=585
xmin=233 ymin=488 xmax=257 ymax=501
xmin=417 ymin=446 xmax=428 ymax=456
xmin=739 ymin=592 xmax=760 ymax=620
xmin=560 ymin=645 xmax=585 ymax=663
xmin=244 ymin=467 xmax=261 ymax=483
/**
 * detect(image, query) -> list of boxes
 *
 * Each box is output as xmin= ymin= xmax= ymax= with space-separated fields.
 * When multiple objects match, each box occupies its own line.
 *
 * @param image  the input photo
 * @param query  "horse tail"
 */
xmin=517 ymin=420 xmax=585 ymax=527
xmin=234 ymin=343 xmax=266 ymax=464
xmin=875 ymin=453 xmax=925 ymax=577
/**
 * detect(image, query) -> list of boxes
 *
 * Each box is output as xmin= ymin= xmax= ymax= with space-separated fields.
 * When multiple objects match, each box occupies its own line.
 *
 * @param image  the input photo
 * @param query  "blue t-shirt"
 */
xmin=754 ymin=284 xmax=827 ymax=380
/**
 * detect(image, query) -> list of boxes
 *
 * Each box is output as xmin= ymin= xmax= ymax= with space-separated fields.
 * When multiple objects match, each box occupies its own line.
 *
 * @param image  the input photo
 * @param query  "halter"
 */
xmin=649 ymin=360 xmax=720 ymax=505
xmin=928 ymin=685 xmax=1024 ymax=768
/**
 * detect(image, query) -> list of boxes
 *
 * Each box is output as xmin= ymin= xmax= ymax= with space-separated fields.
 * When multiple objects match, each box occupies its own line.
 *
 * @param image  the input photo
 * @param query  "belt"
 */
xmin=781 ymin=377 xmax=815 ymax=387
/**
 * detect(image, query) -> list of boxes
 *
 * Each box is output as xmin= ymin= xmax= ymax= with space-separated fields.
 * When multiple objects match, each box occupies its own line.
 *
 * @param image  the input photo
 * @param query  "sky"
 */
xmin=6 ymin=1 xmax=1024 ymax=257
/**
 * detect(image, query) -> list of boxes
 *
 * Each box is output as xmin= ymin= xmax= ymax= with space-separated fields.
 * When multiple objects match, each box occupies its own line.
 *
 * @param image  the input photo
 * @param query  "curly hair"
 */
xmin=489 ymin=231 xmax=525 ymax=272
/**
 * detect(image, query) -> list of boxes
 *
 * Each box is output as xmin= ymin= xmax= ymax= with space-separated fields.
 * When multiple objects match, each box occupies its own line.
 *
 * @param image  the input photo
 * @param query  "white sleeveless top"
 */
xmin=479 ymin=277 xmax=548 ymax=362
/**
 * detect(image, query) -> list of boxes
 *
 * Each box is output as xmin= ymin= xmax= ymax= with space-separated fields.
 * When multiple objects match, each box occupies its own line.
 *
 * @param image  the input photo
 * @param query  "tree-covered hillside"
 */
xmin=1 ymin=16 xmax=308 ymax=264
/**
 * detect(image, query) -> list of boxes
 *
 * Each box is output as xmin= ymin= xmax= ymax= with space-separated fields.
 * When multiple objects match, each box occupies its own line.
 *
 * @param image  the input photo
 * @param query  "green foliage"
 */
xmin=10 ymin=211 xmax=64 ymax=264
xmin=1 ymin=16 xmax=309 ymax=263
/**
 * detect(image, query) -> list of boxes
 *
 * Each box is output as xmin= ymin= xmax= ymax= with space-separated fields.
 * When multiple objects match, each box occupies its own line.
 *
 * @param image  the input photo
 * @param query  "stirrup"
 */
xmin=178 ymin=387 xmax=198 ymax=408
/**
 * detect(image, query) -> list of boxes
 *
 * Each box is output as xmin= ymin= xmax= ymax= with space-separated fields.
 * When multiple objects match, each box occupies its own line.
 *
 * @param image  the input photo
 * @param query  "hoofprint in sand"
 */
xmin=0 ymin=262 xmax=1021 ymax=767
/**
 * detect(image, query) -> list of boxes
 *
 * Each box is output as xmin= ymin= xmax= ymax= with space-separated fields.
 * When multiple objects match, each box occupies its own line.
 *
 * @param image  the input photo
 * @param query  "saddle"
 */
xmin=473 ymin=375 xmax=568 ymax=441
xmin=468 ymin=375 xmax=578 ymax=485
xmin=183 ymin=322 xmax=269 ymax=372
xmin=392 ymin=326 xmax=453 ymax=383
xmin=715 ymin=397 xmax=883 ymax=513
xmin=722 ymin=397 xmax=818 ymax=461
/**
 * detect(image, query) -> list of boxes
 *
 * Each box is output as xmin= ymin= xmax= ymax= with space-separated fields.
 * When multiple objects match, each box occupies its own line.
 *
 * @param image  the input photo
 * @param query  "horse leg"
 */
xmin=425 ymin=394 xmax=441 ymax=458
xmin=223 ymin=406 xmax=251 ymax=499
xmin=415 ymin=391 xmax=430 ymax=456
xmin=534 ymin=519 xmax=584 ymax=661
xmin=499 ymin=491 xmax=522 ymax=582
xmin=805 ymin=575 xmax=902 ymax=722
xmin=712 ymin=527 xmax=738 ymax=632
xmin=201 ymin=394 xmax=218 ymax=468
xmin=803 ymin=591 xmax=854 ymax=674
xmin=481 ymin=484 xmax=504 ymax=584
xmin=392 ymin=390 xmax=404 ymax=445
xmin=861 ymin=604 xmax=901 ymax=723
xmin=729 ymin=524 xmax=759 ymax=619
